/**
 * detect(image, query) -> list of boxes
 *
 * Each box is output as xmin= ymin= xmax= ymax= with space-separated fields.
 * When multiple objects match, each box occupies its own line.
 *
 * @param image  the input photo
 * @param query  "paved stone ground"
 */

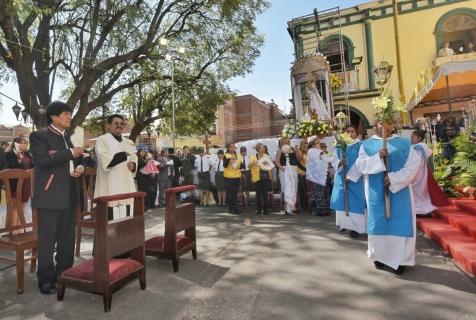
xmin=1 ymin=206 xmax=476 ymax=320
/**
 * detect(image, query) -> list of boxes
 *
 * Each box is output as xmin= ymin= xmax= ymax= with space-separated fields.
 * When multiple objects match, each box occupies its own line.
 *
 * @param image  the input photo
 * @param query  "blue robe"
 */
xmin=330 ymin=141 xmax=366 ymax=214
xmin=362 ymin=136 xmax=413 ymax=237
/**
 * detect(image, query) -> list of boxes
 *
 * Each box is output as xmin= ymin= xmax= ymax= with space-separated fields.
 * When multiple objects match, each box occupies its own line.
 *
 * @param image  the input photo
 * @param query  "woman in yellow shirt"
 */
xmin=224 ymin=143 xmax=243 ymax=214
xmin=250 ymin=143 xmax=274 ymax=215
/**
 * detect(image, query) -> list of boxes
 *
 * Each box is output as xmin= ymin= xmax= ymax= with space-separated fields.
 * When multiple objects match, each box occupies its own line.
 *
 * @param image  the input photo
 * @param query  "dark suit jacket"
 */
xmin=30 ymin=127 xmax=82 ymax=210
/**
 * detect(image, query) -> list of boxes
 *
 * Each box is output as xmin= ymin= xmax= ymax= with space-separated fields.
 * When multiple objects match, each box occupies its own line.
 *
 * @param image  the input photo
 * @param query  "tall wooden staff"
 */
xmin=335 ymin=112 xmax=349 ymax=216
xmin=342 ymin=148 xmax=350 ymax=217
xmin=382 ymin=122 xmax=391 ymax=220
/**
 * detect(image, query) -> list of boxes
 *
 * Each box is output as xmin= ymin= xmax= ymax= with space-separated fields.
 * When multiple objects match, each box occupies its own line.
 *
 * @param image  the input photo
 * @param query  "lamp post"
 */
xmin=12 ymin=103 xmax=21 ymax=120
xmin=160 ymin=38 xmax=185 ymax=149
xmin=146 ymin=126 xmax=152 ymax=150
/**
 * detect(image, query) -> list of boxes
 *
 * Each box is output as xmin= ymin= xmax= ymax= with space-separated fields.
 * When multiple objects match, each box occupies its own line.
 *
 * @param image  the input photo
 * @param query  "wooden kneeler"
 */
xmin=58 ymin=192 xmax=147 ymax=312
xmin=145 ymin=185 xmax=197 ymax=272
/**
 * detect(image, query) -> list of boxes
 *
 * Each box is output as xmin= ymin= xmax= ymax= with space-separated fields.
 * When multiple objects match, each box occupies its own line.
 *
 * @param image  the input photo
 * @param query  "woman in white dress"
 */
xmin=411 ymin=130 xmax=437 ymax=216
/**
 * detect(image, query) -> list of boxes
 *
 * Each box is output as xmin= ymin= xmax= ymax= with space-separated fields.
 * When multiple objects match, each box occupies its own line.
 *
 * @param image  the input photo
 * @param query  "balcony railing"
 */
xmin=433 ymin=52 xmax=476 ymax=67
xmin=331 ymin=69 xmax=359 ymax=94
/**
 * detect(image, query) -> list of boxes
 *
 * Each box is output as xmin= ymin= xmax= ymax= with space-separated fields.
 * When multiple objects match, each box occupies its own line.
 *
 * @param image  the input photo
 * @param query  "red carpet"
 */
xmin=417 ymin=199 xmax=476 ymax=276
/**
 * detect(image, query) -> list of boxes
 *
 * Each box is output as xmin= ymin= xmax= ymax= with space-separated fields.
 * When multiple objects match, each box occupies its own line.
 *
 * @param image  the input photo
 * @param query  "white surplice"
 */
xmin=94 ymin=133 xmax=138 ymax=219
xmin=283 ymin=155 xmax=298 ymax=213
xmin=412 ymin=142 xmax=437 ymax=215
xmin=347 ymin=135 xmax=420 ymax=269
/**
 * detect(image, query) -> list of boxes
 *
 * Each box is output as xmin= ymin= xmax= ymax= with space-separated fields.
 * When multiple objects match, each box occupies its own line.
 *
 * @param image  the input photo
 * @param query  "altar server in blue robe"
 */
xmin=330 ymin=125 xmax=366 ymax=238
xmin=347 ymin=121 xmax=420 ymax=275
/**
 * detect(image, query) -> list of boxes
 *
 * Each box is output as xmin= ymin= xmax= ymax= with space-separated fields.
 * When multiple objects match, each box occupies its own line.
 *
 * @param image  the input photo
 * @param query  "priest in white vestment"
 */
xmin=94 ymin=114 xmax=138 ymax=220
xmin=347 ymin=121 xmax=420 ymax=275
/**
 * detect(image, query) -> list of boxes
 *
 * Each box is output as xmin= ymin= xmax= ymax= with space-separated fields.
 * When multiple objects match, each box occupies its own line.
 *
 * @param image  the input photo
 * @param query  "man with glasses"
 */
xmin=94 ymin=114 xmax=138 ymax=219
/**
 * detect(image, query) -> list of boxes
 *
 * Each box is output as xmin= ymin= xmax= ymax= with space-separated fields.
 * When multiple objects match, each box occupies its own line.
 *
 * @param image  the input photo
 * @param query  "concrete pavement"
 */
xmin=1 ymin=207 xmax=475 ymax=320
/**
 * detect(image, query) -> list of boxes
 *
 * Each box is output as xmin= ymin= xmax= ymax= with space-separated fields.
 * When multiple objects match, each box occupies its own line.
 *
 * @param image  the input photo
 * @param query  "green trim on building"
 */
xmin=364 ymin=19 xmax=376 ymax=90
xmin=319 ymin=34 xmax=356 ymax=70
xmin=291 ymin=0 xmax=471 ymax=32
xmin=434 ymin=7 xmax=476 ymax=52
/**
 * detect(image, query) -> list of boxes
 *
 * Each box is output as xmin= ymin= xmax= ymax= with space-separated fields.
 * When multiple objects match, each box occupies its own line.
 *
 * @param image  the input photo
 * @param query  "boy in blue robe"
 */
xmin=330 ymin=125 xmax=366 ymax=238
xmin=348 ymin=121 xmax=419 ymax=275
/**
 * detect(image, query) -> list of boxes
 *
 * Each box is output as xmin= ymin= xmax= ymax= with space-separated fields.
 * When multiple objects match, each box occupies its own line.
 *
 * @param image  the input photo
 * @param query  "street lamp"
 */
xmin=335 ymin=111 xmax=348 ymax=131
xmin=160 ymin=38 xmax=185 ymax=149
xmin=373 ymin=60 xmax=393 ymax=88
xmin=12 ymin=103 xmax=21 ymax=120
xmin=21 ymin=109 xmax=29 ymax=123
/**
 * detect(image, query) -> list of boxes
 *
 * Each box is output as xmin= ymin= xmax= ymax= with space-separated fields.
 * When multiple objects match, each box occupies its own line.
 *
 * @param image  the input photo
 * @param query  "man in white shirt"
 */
xmin=194 ymin=147 xmax=212 ymax=206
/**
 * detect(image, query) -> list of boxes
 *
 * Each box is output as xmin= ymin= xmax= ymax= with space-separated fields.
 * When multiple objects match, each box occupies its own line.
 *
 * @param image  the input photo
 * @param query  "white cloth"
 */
xmin=194 ymin=155 xmax=212 ymax=173
xmin=283 ymin=156 xmax=298 ymax=213
xmin=306 ymin=148 xmax=329 ymax=186
xmin=348 ymin=135 xmax=420 ymax=269
xmin=336 ymin=210 xmax=367 ymax=234
xmin=309 ymin=86 xmax=331 ymax=120
xmin=292 ymin=77 xmax=304 ymax=121
xmin=94 ymin=133 xmax=138 ymax=219
xmin=412 ymin=142 xmax=437 ymax=215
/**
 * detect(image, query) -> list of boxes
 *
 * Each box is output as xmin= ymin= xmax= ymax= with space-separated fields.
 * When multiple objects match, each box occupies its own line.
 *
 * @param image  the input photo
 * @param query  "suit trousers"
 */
xmin=37 ymin=208 xmax=75 ymax=286
xmin=225 ymin=177 xmax=241 ymax=211
xmin=255 ymin=178 xmax=270 ymax=212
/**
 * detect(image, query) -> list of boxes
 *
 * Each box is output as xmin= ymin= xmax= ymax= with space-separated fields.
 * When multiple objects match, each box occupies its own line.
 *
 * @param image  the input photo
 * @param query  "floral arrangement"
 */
xmin=372 ymin=88 xmax=405 ymax=123
xmin=330 ymin=73 xmax=342 ymax=89
xmin=282 ymin=124 xmax=298 ymax=138
xmin=297 ymin=119 xmax=317 ymax=137
xmin=335 ymin=132 xmax=354 ymax=148
xmin=316 ymin=121 xmax=332 ymax=136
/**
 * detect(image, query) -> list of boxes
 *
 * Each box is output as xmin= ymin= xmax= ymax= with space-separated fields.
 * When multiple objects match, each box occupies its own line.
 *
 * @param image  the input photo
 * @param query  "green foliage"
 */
xmin=452 ymin=131 xmax=476 ymax=160
xmin=0 ymin=0 xmax=269 ymax=130
xmin=431 ymin=136 xmax=476 ymax=197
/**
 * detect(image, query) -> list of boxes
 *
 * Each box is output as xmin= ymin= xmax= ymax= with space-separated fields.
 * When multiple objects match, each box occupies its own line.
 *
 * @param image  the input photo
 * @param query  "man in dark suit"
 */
xmin=30 ymin=101 xmax=84 ymax=294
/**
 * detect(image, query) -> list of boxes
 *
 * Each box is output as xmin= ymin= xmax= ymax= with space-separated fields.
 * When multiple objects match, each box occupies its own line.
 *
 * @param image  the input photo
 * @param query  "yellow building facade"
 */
xmin=288 ymin=0 xmax=476 ymax=131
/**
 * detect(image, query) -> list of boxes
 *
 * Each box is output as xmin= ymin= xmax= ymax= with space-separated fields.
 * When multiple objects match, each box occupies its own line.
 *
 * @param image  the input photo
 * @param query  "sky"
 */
xmin=0 ymin=0 xmax=364 ymax=126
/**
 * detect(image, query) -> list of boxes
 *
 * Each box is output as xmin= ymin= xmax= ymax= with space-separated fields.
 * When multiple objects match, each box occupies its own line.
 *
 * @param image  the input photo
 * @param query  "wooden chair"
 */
xmin=145 ymin=185 xmax=197 ymax=272
xmin=0 ymin=169 xmax=37 ymax=294
xmin=58 ymin=192 xmax=147 ymax=312
xmin=75 ymin=167 xmax=97 ymax=257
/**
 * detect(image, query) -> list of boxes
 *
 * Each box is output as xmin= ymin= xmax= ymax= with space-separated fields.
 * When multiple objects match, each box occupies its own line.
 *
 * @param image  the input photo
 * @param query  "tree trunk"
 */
xmin=129 ymin=123 xmax=146 ymax=143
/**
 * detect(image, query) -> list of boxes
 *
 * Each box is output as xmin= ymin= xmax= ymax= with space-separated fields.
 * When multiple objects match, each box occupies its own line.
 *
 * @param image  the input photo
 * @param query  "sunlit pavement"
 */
xmin=1 ymin=206 xmax=476 ymax=320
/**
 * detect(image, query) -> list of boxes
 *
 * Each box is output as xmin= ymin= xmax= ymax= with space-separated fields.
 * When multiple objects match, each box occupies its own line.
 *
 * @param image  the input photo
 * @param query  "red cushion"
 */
xmin=62 ymin=259 xmax=143 ymax=282
xmin=145 ymin=235 xmax=193 ymax=252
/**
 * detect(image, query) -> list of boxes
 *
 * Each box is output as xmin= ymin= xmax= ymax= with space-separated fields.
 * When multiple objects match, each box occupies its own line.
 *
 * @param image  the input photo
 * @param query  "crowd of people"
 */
xmin=0 ymin=100 xmax=462 ymax=295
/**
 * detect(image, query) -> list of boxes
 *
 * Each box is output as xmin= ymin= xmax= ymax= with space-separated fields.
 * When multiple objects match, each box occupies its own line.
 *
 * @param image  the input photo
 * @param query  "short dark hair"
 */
xmin=46 ymin=101 xmax=73 ymax=125
xmin=183 ymin=145 xmax=189 ymax=150
xmin=107 ymin=114 xmax=125 ymax=124
xmin=412 ymin=129 xmax=427 ymax=141
xmin=168 ymin=148 xmax=174 ymax=154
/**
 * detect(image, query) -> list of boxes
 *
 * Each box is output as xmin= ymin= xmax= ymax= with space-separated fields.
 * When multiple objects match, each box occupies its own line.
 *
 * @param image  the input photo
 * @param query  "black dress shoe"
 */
xmin=39 ymin=283 xmax=57 ymax=295
xmin=373 ymin=261 xmax=385 ymax=270
xmin=349 ymin=231 xmax=359 ymax=239
xmin=394 ymin=265 xmax=406 ymax=276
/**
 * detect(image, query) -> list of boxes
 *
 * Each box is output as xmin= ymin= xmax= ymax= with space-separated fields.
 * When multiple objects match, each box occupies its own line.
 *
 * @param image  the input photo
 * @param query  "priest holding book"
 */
xmin=94 ymin=114 xmax=138 ymax=220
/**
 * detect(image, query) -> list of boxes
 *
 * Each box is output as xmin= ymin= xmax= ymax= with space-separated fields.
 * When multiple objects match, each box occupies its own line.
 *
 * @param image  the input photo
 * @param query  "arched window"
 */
xmin=435 ymin=8 xmax=476 ymax=54
xmin=319 ymin=35 xmax=354 ymax=72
